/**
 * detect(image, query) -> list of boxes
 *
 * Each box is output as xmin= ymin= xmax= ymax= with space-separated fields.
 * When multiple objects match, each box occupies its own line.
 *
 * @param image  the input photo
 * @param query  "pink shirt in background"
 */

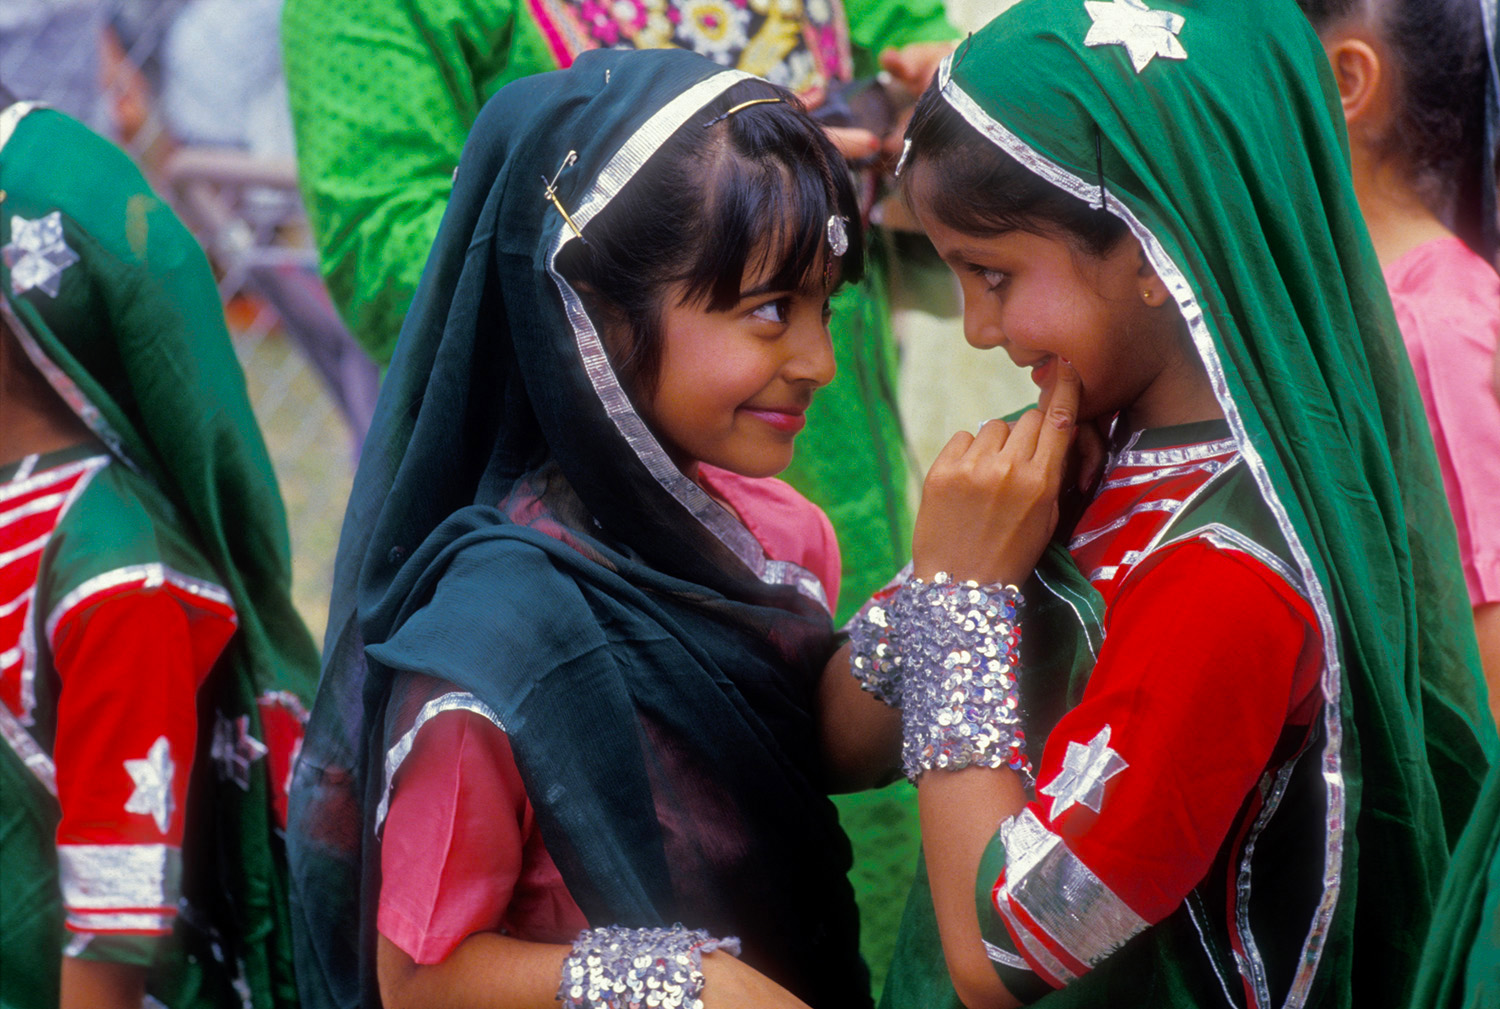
xmin=378 ymin=470 xmax=841 ymax=963
xmin=1385 ymin=236 xmax=1500 ymax=606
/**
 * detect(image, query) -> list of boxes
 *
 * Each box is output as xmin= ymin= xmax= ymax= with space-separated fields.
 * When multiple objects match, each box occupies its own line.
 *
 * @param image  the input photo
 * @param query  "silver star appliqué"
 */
xmin=124 ymin=735 xmax=176 ymax=834
xmin=3 ymin=212 xmax=79 ymax=298
xmin=1039 ymin=724 xmax=1128 ymax=820
xmin=211 ymin=712 xmax=269 ymax=791
xmin=1083 ymin=0 xmax=1187 ymax=73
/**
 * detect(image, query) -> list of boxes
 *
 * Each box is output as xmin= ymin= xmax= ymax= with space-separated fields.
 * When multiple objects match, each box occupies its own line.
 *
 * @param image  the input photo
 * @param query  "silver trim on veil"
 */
xmin=545 ymin=69 xmax=831 ymax=609
xmin=938 ymin=54 xmax=1347 ymax=1009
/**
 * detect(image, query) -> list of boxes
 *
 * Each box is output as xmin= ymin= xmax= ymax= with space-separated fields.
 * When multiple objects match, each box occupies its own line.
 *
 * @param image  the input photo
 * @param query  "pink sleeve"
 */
xmin=1387 ymin=241 xmax=1500 ymax=605
xmin=377 ymin=710 xmax=528 ymax=964
xmin=697 ymin=465 xmax=843 ymax=614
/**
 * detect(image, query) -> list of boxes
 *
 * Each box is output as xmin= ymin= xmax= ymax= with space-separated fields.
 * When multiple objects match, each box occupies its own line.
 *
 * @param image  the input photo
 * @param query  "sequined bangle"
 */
xmin=896 ymin=572 xmax=1030 ymax=781
xmin=558 ymin=924 xmax=742 ymax=1009
xmin=848 ymin=587 xmax=904 ymax=706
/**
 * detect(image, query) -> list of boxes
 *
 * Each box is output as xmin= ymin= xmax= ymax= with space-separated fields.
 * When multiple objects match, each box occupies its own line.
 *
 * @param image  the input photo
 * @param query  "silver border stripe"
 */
xmin=942 ymin=77 xmax=1346 ymax=1007
xmin=45 ymin=563 xmax=236 ymax=647
xmin=1186 ymin=894 xmax=1241 ymax=1009
xmin=1068 ymin=497 xmax=1182 ymax=552
xmin=13 ymin=455 xmax=106 ymax=722
xmin=543 ymin=70 xmax=827 ymax=604
xmin=65 ymin=909 xmax=174 ymax=933
xmin=0 ymin=491 xmax=69 ymax=529
xmin=0 ymin=697 xmax=55 ymax=794
xmin=984 ymin=939 xmax=1033 ymax=972
xmin=994 ymin=886 xmax=1078 ymax=985
xmin=0 ymin=454 xmax=107 ymax=505
xmin=12 ymin=454 xmax=38 ymax=482
xmin=375 ymin=692 xmax=508 ymax=832
xmin=1033 ymin=567 xmax=1103 ymax=662
xmin=1099 ymin=459 xmax=1225 ymax=491
xmin=0 ymin=101 xmax=42 ymax=154
xmin=1116 ymin=438 xmax=1238 ymax=468
xmin=1 ymin=297 xmax=133 ymax=467
xmin=59 ymin=843 xmax=176 ymax=910
xmin=0 ymin=531 xmax=48 ymax=568
xmin=1001 ymin=809 xmax=1147 ymax=969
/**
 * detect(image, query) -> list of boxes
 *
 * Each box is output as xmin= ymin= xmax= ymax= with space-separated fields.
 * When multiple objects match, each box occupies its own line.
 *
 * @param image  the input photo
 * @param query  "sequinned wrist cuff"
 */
xmin=559 ymin=925 xmax=742 ymax=1009
xmin=896 ymin=573 xmax=1030 ymax=781
xmin=848 ymin=587 xmax=904 ymax=706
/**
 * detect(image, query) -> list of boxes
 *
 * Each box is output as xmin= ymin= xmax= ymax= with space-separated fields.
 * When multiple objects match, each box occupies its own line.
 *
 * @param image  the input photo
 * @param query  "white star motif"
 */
xmin=211 ymin=712 xmax=268 ymax=791
xmin=3 ymin=212 xmax=80 ymax=298
xmin=1083 ymin=0 xmax=1187 ymax=74
xmin=124 ymin=735 xmax=176 ymax=834
xmin=1039 ymin=724 xmax=1128 ymax=820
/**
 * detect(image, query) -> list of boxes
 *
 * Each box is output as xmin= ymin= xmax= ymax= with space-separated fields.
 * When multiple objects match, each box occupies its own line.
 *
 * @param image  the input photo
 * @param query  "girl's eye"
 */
xmin=974 ymin=267 xmax=1008 ymax=292
xmin=750 ymin=299 xmax=789 ymax=324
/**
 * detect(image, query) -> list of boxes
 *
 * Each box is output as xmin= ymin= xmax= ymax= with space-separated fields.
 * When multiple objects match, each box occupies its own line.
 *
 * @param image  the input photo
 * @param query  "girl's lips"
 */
xmin=1027 ymin=356 xmax=1056 ymax=387
xmin=741 ymin=407 xmax=807 ymax=434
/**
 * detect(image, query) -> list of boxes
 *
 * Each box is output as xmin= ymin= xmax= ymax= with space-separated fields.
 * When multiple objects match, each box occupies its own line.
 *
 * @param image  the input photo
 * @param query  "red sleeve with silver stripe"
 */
xmin=990 ymin=543 xmax=1323 ymax=988
xmin=52 ymin=587 xmax=234 ymax=938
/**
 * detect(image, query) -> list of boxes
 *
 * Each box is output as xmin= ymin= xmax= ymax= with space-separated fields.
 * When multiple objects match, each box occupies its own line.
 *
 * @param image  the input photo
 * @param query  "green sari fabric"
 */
xmin=0 ymin=106 xmax=319 ymax=1006
xmin=884 ymin=0 xmax=1493 ymax=1005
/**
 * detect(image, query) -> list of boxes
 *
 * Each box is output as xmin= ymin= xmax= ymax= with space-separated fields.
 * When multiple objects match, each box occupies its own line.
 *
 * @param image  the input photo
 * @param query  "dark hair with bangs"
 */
xmin=557 ymin=78 xmax=863 ymax=396
xmin=900 ymin=79 xmax=1128 ymax=257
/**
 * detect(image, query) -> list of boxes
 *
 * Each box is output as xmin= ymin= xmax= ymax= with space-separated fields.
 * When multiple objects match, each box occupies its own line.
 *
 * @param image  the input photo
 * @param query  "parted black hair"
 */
xmin=1296 ymin=0 xmax=1489 ymax=247
xmin=558 ymin=78 xmax=864 ymax=397
xmin=899 ymin=78 xmax=1129 ymax=257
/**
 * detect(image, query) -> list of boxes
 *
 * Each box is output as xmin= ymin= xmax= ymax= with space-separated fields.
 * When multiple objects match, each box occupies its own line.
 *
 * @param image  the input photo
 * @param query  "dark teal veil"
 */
xmin=287 ymin=49 xmax=867 ymax=1009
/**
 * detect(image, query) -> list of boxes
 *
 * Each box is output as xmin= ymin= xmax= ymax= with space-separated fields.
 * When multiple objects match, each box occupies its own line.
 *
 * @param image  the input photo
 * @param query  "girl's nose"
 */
xmin=787 ymin=319 xmax=837 ymax=388
xmin=963 ymin=298 xmax=1007 ymax=351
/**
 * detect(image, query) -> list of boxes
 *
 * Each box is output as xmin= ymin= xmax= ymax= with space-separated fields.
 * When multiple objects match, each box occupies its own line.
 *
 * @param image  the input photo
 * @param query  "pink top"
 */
xmin=1385 ymin=237 xmax=1500 ymax=606
xmin=377 ymin=470 xmax=841 ymax=963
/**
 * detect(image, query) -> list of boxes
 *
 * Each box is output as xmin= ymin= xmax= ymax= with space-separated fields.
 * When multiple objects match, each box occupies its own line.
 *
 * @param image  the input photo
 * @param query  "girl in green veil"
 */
xmin=829 ymin=1 xmax=1495 ymax=1006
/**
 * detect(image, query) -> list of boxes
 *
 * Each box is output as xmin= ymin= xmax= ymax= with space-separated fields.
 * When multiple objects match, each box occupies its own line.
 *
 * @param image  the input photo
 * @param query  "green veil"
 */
xmin=883 ymin=0 xmax=1493 ymax=1006
xmin=0 ymin=104 xmax=319 ymax=1007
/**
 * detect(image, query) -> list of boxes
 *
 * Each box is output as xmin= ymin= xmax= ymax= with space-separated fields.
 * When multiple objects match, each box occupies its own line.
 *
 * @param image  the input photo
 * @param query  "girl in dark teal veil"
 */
xmin=288 ymin=48 xmax=891 ymax=1009
xmin=822 ymin=1 xmax=1493 ymax=1007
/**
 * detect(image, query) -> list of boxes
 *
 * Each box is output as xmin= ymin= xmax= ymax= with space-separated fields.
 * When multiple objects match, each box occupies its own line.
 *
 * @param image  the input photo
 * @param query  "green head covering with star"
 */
xmin=0 ymin=102 xmax=317 ymax=1008
xmin=879 ymin=1 xmax=1493 ymax=1007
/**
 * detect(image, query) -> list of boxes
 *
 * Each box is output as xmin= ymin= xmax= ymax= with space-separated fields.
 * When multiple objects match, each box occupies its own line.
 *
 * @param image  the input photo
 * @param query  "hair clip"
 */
xmin=541 ymin=150 xmax=587 ymax=243
xmin=893 ymin=137 xmax=913 ymax=179
xmin=1092 ymin=128 xmax=1107 ymax=211
xmin=703 ymin=97 xmax=782 ymax=128
xmin=826 ymin=214 xmax=849 ymax=258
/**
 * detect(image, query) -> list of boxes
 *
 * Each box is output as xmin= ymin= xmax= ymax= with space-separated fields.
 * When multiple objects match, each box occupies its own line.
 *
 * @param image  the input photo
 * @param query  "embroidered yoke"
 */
xmin=1 ymin=447 xmax=239 ymax=966
xmin=979 ymin=421 xmax=1326 ymax=1008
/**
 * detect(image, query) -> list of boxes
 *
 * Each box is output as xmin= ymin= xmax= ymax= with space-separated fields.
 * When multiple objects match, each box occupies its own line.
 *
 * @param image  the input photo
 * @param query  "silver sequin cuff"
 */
xmin=897 ymin=573 xmax=1030 ymax=781
xmin=559 ymin=924 xmax=742 ymax=1009
xmin=848 ymin=585 xmax=904 ymax=706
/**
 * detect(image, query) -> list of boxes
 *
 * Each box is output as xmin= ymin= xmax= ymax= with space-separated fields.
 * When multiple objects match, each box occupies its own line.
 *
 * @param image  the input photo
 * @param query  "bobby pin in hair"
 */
xmin=1093 ymin=128 xmax=1107 ymax=211
xmin=542 ymin=150 xmax=588 ymax=243
xmin=703 ymin=97 xmax=783 ymax=128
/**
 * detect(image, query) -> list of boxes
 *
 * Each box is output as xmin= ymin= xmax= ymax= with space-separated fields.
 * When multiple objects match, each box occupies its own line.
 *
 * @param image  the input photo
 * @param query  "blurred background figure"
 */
xmin=0 ymin=99 xmax=318 ymax=1009
xmin=0 ymin=0 xmax=377 ymax=637
xmin=1299 ymin=0 xmax=1500 ymax=725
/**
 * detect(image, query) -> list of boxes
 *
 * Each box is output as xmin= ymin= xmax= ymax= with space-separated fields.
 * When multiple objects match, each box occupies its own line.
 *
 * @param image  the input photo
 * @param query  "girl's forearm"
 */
xmin=817 ymin=642 xmax=903 ymax=792
xmin=378 ymin=932 xmax=570 ymax=1009
xmin=918 ymin=767 xmax=1028 ymax=1009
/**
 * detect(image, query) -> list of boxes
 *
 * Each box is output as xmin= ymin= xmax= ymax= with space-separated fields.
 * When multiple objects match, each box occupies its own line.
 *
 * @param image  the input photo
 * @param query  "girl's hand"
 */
xmin=912 ymin=361 xmax=1081 ymax=586
xmin=700 ymin=951 xmax=814 ymax=1009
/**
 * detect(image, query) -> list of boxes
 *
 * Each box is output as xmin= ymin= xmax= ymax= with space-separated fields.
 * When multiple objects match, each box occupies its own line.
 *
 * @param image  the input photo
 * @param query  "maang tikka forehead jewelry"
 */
xmin=542 ymin=150 xmax=587 ymax=244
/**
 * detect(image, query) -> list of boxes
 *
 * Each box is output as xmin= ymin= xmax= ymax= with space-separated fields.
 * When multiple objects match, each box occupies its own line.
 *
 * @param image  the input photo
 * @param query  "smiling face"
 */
xmin=908 ymin=163 xmax=1212 ymax=429
xmin=630 ymin=265 xmax=836 ymax=479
